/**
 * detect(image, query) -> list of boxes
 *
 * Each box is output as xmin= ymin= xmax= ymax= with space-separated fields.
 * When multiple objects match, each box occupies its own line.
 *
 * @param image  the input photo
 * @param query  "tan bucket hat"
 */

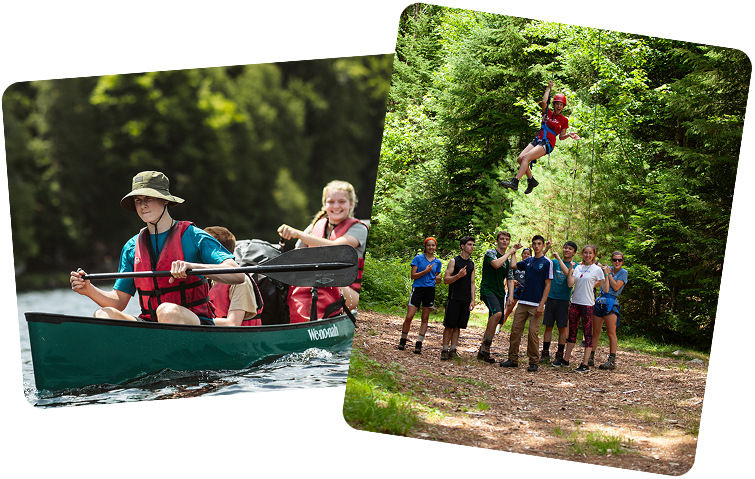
xmin=120 ymin=171 xmax=184 ymax=212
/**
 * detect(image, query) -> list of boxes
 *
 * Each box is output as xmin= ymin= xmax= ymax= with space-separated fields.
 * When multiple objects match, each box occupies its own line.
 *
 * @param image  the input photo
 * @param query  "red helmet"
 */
xmin=553 ymin=93 xmax=567 ymax=106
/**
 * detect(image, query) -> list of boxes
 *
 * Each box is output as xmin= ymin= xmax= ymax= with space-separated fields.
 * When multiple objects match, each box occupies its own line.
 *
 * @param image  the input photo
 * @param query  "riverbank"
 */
xmin=344 ymin=310 xmax=706 ymax=476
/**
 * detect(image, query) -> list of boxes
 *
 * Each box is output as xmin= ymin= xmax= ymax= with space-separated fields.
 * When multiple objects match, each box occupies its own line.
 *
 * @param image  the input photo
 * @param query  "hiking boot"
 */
xmin=540 ymin=351 xmax=552 ymax=364
xmin=575 ymin=363 xmax=590 ymax=373
xmin=449 ymin=349 xmax=458 ymax=360
xmin=527 ymin=363 xmax=539 ymax=372
xmin=551 ymin=358 xmax=569 ymax=367
xmin=476 ymin=349 xmax=496 ymax=363
xmin=599 ymin=356 xmax=616 ymax=370
xmin=500 ymin=177 xmax=519 ymax=191
xmin=397 ymin=338 xmax=407 ymax=351
xmin=524 ymin=177 xmax=539 ymax=195
xmin=414 ymin=341 xmax=423 ymax=354
xmin=588 ymin=351 xmax=595 ymax=367
xmin=500 ymin=359 xmax=518 ymax=368
xmin=440 ymin=349 xmax=450 ymax=361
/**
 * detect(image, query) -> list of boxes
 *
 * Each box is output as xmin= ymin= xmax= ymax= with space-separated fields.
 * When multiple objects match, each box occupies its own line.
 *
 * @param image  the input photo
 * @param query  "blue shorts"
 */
xmin=530 ymin=137 xmax=554 ymax=158
xmin=593 ymin=297 xmax=621 ymax=327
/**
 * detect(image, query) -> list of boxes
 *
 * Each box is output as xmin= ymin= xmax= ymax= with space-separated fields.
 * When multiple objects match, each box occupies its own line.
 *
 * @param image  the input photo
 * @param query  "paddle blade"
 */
xmin=262 ymin=244 xmax=358 ymax=287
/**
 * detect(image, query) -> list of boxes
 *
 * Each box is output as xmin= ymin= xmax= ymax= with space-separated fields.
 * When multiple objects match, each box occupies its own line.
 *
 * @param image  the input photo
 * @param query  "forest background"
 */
xmin=3 ymin=54 xmax=393 ymax=290
xmin=360 ymin=4 xmax=751 ymax=350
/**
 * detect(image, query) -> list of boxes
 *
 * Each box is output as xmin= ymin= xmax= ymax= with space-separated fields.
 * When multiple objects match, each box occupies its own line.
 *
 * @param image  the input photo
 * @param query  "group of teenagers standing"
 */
xmin=396 ymin=232 xmax=628 ymax=372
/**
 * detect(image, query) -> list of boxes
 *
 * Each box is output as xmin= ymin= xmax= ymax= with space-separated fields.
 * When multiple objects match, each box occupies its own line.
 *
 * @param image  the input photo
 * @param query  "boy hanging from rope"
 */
xmin=501 ymin=80 xmax=581 ymax=194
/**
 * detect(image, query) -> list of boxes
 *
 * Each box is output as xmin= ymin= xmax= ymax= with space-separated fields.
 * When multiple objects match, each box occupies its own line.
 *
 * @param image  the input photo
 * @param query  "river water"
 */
xmin=16 ymin=286 xmax=352 ymax=408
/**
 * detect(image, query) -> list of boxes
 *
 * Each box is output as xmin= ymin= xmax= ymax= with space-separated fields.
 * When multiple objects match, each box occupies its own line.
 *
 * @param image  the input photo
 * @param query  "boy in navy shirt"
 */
xmin=500 ymin=235 xmax=553 ymax=371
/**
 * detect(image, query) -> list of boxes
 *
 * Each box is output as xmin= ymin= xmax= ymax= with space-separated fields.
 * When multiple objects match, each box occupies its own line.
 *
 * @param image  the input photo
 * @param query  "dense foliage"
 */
xmin=4 ymin=55 xmax=393 ymax=276
xmin=368 ymin=5 xmax=749 ymax=349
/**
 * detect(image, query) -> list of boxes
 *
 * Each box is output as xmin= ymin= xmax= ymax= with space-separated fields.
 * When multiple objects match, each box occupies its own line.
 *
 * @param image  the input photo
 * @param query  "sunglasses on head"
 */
xmin=611 ymin=258 xmax=623 ymax=262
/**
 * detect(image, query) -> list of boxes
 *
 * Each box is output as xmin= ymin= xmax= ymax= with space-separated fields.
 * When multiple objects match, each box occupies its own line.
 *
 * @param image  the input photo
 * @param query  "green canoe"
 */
xmin=26 ymin=311 xmax=355 ymax=391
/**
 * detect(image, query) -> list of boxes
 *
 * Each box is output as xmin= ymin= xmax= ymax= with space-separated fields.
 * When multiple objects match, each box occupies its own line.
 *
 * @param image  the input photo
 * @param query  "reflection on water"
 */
xmin=16 ymin=287 xmax=352 ymax=408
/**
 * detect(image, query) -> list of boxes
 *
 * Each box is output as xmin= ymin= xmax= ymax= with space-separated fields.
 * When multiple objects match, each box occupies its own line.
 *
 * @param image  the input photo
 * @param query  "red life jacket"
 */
xmin=209 ymin=274 xmax=264 ymax=326
xmin=287 ymin=217 xmax=367 ymax=323
xmin=134 ymin=221 xmax=215 ymax=322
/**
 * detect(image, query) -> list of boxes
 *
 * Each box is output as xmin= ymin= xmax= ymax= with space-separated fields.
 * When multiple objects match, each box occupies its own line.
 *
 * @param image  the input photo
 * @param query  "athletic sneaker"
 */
xmin=397 ymin=338 xmax=407 ymax=351
xmin=414 ymin=341 xmax=423 ymax=354
xmin=527 ymin=363 xmax=538 ymax=372
xmin=599 ymin=356 xmax=616 ymax=370
xmin=440 ymin=349 xmax=450 ymax=361
xmin=476 ymin=349 xmax=496 ymax=364
xmin=551 ymin=358 xmax=569 ymax=367
xmin=500 ymin=177 xmax=519 ymax=191
xmin=574 ymin=363 xmax=589 ymax=372
xmin=500 ymin=359 xmax=518 ymax=368
xmin=524 ymin=177 xmax=539 ymax=194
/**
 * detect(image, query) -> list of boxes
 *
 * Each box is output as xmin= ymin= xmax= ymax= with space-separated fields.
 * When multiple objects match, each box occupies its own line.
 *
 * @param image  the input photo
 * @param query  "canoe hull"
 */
xmin=26 ymin=312 xmax=355 ymax=391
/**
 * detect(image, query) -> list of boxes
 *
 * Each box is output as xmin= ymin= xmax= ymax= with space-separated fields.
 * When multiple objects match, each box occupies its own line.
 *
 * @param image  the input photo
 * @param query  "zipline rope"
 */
xmin=586 ymin=30 xmax=601 ymax=245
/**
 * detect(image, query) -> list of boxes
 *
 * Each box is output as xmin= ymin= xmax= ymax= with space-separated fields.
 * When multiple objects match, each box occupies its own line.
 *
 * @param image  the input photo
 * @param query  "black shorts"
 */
xmin=444 ymin=299 xmax=471 ymax=329
xmin=530 ymin=137 xmax=554 ymax=157
xmin=542 ymin=297 xmax=569 ymax=328
xmin=481 ymin=293 xmax=505 ymax=316
xmin=409 ymin=286 xmax=436 ymax=309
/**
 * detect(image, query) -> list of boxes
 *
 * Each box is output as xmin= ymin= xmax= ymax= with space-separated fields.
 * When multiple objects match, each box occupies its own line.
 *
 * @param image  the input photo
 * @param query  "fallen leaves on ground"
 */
xmin=349 ymin=310 xmax=706 ymax=476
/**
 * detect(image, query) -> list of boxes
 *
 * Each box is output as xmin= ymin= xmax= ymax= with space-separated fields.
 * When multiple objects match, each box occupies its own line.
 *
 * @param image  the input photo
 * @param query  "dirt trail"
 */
xmin=350 ymin=310 xmax=706 ymax=476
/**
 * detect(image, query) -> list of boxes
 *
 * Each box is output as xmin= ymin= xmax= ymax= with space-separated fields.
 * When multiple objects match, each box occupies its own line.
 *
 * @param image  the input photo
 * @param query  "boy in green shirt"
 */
xmin=476 ymin=231 xmax=521 ymax=362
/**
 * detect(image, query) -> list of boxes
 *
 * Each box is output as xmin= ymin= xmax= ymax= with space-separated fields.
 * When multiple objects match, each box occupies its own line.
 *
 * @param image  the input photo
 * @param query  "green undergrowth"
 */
xmin=618 ymin=335 xmax=709 ymax=361
xmin=570 ymin=431 xmax=632 ymax=455
xmin=343 ymin=348 xmax=419 ymax=435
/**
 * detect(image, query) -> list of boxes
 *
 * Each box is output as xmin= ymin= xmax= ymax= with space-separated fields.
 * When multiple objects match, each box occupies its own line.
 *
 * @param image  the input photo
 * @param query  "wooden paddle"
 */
xmin=80 ymin=244 xmax=358 ymax=287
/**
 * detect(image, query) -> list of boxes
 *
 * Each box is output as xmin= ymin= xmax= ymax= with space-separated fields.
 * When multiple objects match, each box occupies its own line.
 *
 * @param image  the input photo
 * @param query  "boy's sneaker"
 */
xmin=440 ymin=349 xmax=450 ymax=361
xmin=575 ymin=363 xmax=590 ymax=373
xmin=500 ymin=359 xmax=518 ymax=368
xmin=588 ymin=351 xmax=595 ymax=367
xmin=414 ymin=341 xmax=423 ymax=354
xmin=500 ymin=177 xmax=519 ymax=191
xmin=476 ymin=349 xmax=495 ymax=364
xmin=527 ymin=363 xmax=539 ymax=372
xmin=599 ymin=356 xmax=616 ymax=370
xmin=524 ymin=177 xmax=539 ymax=194
xmin=540 ymin=351 xmax=552 ymax=364
xmin=397 ymin=338 xmax=407 ymax=351
xmin=551 ymin=358 xmax=569 ymax=367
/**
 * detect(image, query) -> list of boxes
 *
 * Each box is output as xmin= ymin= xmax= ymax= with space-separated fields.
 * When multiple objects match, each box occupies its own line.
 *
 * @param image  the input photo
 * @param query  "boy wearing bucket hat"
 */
xmin=70 ymin=171 xmax=244 ymax=325
xmin=501 ymin=80 xmax=581 ymax=195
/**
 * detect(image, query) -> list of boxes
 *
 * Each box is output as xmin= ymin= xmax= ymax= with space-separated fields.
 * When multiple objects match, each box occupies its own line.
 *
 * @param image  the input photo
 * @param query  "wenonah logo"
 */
xmin=308 ymin=324 xmax=340 ymax=341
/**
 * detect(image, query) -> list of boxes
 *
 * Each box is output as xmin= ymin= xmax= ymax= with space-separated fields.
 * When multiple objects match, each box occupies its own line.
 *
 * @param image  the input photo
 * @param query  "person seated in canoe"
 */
xmin=277 ymin=180 xmax=368 ymax=321
xmin=204 ymin=226 xmax=264 ymax=326
xmin=69 ymin=171 xmax=244 ymax=325
xmin=500 ymin=80 xmax=581 ymax=195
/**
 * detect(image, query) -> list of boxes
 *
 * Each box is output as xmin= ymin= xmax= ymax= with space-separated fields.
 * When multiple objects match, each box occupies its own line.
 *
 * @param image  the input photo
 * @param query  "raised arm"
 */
xmin=444 ymin=258 xmax=466 ymax=284
xmin=278 ymin=223 xmax=360 ymax=249
xmin=542 ymin=80 xmax=553 ymax=115
xmin=495 ymin=242 xmax=522 ymax=269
